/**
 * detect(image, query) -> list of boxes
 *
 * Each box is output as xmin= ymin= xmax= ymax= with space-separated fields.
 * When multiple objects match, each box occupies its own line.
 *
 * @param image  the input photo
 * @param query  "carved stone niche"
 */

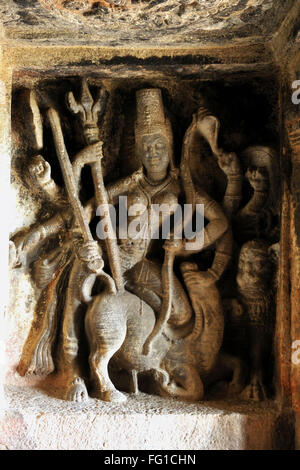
xmin=0 ymin=0 xmax=299 ymax=451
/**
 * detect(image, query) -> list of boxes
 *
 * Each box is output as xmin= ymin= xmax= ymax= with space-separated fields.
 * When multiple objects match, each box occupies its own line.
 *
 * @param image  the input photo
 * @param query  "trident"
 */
xmin=48 ymin=79 xmax=124 ymax=293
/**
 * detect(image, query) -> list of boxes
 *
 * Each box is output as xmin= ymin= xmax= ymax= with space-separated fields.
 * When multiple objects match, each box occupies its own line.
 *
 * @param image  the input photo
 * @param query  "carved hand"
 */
xmin=73 ymin=141 xmax=103 ymax=167
xmin=163 ymin=238 xmax=183 ymax=255
xmin=76 ymin=240 xmax=104 ymax=273
xmin=216 ymin=150 xmax=242 ymax=177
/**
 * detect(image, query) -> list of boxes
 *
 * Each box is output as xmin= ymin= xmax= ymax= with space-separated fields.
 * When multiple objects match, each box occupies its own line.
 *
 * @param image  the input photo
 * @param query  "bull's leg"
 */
xmin=89 ymin=348 xmax=127 ymax=402
xmin=130 ymin=370 xmax=139 ymax=395
xmin=152 ymin=367 xmax=170 ymax=388
xmin=86 ymin=295 xmax=128 ymax=403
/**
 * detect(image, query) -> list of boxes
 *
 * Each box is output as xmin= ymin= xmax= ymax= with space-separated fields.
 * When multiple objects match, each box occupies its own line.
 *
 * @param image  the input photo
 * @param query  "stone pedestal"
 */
xmin=0 ymin=385 xmax=294 ymax=450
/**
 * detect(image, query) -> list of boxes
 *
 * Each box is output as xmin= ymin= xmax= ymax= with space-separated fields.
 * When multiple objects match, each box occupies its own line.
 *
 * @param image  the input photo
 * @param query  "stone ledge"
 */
xmin=0 ymin=385 xmax=294 ymax=450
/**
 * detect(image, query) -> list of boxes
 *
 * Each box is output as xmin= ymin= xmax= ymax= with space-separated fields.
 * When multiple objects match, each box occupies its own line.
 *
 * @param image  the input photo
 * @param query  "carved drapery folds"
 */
xmin=10 ymin=78 xmax=280 ymax=404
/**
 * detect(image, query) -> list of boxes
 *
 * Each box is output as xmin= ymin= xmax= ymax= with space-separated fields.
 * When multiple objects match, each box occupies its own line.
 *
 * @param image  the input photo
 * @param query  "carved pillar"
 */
xmin=275 ymin=175 xmax=292 ymax=405
xmin=286 ymin=116 xmax=300 ymax=448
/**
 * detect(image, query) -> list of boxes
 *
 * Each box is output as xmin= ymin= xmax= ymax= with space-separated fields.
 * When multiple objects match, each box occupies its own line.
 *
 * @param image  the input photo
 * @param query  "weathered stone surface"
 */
xmin=0 ymin=385 xmax=294 ymax=450
xmin=0 ymin=0 xmax=295 ymax=46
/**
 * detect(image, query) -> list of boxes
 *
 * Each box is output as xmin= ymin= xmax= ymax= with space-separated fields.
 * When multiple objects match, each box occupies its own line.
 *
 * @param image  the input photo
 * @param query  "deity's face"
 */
xmin=140 ymin=133 xmax=170 ymax=178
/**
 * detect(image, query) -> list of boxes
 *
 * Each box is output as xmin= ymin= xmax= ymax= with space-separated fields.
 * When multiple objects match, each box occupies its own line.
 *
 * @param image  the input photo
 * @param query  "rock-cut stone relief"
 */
xmin=37 ymin=0 xmax=276 ymax=32
xmin=10 ymin=79 xmax=280 ymax=403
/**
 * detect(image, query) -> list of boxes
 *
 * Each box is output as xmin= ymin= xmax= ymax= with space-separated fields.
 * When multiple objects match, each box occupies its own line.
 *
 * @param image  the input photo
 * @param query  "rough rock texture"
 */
xmin=0 ymin=0 xmax=295 ymax=46
xmin=0 ymin=385 xmax=294 ymax=450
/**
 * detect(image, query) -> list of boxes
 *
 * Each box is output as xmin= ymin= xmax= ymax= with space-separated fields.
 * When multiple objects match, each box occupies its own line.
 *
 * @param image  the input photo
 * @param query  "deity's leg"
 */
xmin=85 ymin=292 xmax=128 ymax=402
xmin=60 ymin=258 xmax=89 ymax=402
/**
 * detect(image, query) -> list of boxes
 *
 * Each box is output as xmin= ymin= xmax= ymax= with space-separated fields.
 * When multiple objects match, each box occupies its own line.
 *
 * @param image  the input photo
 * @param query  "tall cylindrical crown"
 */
xmin=134 ymin=88 xmax=176 ymax=172
xmin=135 ymin=88 xmax=167 ymax=136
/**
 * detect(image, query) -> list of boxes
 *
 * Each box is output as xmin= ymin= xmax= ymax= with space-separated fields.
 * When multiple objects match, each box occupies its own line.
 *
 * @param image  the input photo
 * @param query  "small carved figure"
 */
xmin=226 ymin=240 xmax=276 ymax=401
xmin=12 ymin=153 xmax=73 ymax=375
xmin=236 ymin=146 xmax=279 ymax=243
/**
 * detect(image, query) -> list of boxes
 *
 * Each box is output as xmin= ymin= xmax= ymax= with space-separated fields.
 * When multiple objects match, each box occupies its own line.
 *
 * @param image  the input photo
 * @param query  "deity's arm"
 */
xmin=239 ymin=167 xmax=269 ymax=217
xmin=158 ymin=180 xmax=181 ymax=228
xmin=75 ymin=170 xmax=140 ymax=222
xmin=72 ymin=142 xmax=104 ymax=193
xmin=106 ymin=171 xmax=140 ymax=206
xmin=210 ymin=228 xmax=233 ymax=280
xmin=180 ymin=189 xmax=229 ymax=256
xmin=11 ymin=210 xmax=72 ymax=267
xmin=40 ymin=211 xmax=72 ymax=239
xmin=201 ymin=181 xmax=233 ymax=280
xmin=222 ymin=173 xmax=243 ymax=217
xmin=183 ymin=146 xmax=240 ymax=275
xmin=216 ymin=150 xmax=243 ymax=218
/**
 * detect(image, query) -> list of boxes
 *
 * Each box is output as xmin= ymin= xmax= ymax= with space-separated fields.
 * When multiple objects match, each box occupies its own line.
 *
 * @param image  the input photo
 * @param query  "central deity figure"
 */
xmin=15 ymin=83 xmax=243 ymax=403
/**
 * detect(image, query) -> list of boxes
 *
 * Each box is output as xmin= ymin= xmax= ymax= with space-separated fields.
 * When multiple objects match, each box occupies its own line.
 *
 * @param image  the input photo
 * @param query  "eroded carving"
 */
xmin=37 ymin=0 xmax=276 ymax=34
xmin=11 ymin=79 xmax=280 ymax=403
xmin=237 ymin=240 xmax=276 ymax=401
